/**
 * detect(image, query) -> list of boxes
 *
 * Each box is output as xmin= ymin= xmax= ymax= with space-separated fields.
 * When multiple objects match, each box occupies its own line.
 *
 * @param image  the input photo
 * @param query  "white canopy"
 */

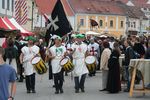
xmin=85 ymin=31 xmax=100 ymax=35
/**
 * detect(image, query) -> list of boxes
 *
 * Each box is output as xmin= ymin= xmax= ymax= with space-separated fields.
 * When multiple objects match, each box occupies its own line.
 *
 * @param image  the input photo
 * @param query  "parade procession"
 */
xmin=0 ymin=0 xmax=150 ymax=100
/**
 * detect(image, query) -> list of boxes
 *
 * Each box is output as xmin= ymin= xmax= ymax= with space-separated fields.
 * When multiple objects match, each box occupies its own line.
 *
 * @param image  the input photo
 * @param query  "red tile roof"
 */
xmin=35 ymin=0 xmax=74 ymax=16
xmin=68 ymin=0 xmax=126 ymax=15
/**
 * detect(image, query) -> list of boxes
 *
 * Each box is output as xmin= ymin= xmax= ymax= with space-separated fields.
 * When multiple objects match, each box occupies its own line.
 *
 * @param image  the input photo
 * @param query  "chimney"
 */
xmin=126 ymin=0 xmax=135 ymax=6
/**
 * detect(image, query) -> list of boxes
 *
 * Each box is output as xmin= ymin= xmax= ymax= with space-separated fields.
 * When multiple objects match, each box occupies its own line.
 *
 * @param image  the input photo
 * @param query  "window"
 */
xmin=131 ymin=22 xmax=133 ymax=27
xmin=121 ymin=21 xmax=124 ymax=28
xmin=128 ymin=22 xmax=130 ymax=27
xmin=110 ymin=20 xmax=113 ymax=27
xmin=7 ymin=0 xmax=10 ymax=10
xmin=80 ymin=19 xmax=84 ymax=26
xmin=12 ymin=0 xmax=14 ymax=12
xmin=2 ymin=0 xmax=5 ymax=9
xmin=133 ymin=22 xmax=136 ymax=28
xmin=99 ymin=20 xmax=103 ymax=27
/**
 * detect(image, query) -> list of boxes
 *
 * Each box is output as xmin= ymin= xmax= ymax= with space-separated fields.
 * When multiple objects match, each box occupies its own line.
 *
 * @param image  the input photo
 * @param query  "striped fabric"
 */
xmin=0 ymin=17 xmax=33 ymax=36
xmin=15 ymin=0 xmax=28 ymax=25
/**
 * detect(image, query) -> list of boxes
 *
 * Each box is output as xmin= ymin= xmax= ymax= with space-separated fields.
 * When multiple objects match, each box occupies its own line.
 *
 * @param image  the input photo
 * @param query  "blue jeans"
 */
xmin=125 ymin=66 xmax=130 ymax=90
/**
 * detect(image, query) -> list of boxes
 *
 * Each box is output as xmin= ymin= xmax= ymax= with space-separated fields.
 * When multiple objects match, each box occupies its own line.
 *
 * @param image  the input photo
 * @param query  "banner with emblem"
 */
xmin=45 ymin=0 xmax=73 ymax=45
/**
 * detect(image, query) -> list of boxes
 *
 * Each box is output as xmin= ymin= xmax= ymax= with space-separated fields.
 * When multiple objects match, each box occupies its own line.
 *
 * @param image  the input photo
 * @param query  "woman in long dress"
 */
xmin=106 ymin=42 xmax=121 ymax=93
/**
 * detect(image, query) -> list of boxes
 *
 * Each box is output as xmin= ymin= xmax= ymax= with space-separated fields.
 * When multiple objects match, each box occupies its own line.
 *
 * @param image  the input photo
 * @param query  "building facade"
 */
xmin=74 ymin=14 xmax=126 ymax=37
xmin=35 ymin=0 xmax=150 ymax=37
xmin=0 ymin=0 xmax=14 ymax=17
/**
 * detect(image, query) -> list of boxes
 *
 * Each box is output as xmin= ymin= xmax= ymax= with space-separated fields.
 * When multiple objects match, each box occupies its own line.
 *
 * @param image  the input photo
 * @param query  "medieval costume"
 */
xmin=71 ymin=34 xmax=89 ymax=93
xmin=87 ymin=38 xmax=99 ymax=76
xmin=107 ymin=49 xmax=121 ymax=93
xmin=20 ymin=36 xmax=39 ymax=93
xmin=49 ymin=35 xmax=66 ymax=94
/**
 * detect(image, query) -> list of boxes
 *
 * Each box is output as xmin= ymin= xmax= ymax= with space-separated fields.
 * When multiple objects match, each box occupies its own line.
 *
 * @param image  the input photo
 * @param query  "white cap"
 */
xmin=51 ymin=35 xmax=62 ymax=40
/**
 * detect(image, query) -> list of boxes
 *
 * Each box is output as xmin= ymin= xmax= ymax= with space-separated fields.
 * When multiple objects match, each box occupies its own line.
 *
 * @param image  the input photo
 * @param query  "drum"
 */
xmin=60 ymin=57 xmax=74 ymax=72
xmin=31 ymin=57 xmax=47 ymax=75
xmin=85 ymin=56 xmax=96 ymax=73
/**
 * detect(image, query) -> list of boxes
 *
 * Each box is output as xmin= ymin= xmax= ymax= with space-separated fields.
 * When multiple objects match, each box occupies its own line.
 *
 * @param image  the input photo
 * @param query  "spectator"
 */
xmin=0 ymin=46 xmax=16 ymax=100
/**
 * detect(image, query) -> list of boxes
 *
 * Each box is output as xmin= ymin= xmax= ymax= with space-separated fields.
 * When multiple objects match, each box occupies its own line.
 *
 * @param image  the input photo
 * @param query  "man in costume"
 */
xmin=49 ymin=35 xmax=67 ymax=94
xmin=71 ymin=34 xmax=89 ymax=93
xmin=87 ymin=37 xmax=99 ymax=76
xmin=20 ymin=36 xmax=40 ymax=93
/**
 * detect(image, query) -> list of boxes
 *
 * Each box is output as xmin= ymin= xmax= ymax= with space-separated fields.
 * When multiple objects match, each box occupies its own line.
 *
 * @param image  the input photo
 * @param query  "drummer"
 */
xmin=20 ymin=36 xmax=40 ymax=93
xmin=48 ymin=35 xmax=67 ymax=94
xmin=71 ymin=34 xmax=89 ymax=93
xmin=87 ymin=37 xmax=99 ymax=76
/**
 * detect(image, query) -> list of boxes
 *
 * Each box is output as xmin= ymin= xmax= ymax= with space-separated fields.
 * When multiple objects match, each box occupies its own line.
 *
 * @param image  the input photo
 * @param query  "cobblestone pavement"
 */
xmin=15 ymin=72 xmax=150 ymax=100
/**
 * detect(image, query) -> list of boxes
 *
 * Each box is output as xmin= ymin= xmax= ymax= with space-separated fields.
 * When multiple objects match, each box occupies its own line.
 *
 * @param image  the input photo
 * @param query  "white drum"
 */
xmin=85 ymin=56 xmax=96 ymax=72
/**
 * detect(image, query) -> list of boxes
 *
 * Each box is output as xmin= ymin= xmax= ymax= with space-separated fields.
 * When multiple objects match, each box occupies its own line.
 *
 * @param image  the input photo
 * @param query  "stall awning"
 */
xmin=0 ymin=17 xmax=34 ymax=36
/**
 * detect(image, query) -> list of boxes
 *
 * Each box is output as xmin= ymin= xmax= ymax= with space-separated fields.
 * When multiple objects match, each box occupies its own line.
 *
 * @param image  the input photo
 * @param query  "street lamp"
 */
xmin=31 ymin=1 xmax=34 ymax=30
xmin=139 ymin=17 xmax=143 ymax=35
xmin=148 ymin=16 xmax=150 ymax=34
xmin=126 ymin=16 xmax=129 ymax=36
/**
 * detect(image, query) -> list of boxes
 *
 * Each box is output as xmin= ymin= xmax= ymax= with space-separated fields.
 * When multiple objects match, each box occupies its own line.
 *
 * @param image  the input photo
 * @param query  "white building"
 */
xmin=0 ymin=0 xmax=14 ymax=17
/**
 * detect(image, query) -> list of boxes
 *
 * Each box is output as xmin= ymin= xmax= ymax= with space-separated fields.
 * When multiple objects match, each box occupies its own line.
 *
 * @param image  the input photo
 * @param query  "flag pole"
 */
xmin=44 ymin=38 xmax=52 ymax=62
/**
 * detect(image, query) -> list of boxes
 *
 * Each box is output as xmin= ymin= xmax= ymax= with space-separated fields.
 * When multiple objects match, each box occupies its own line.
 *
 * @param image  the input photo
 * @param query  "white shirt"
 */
xmin=88 ymin=42 xmax=99 ymax=57
xmin=21 ymin=45 xmax=40 ymax=75
xmin=71 ymin=42 xmax=89 ymax=76
xmin=49 ymin=45 xmax=66 ymax=74
xmin=109 ymin=41 xmax=115 ymax=50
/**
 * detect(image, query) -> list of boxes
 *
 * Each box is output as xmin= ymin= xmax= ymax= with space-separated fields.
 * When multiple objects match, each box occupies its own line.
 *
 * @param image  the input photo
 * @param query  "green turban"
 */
xmin=75 ymin=34 xmax=85 ymax=39
xmin=25 ymin=36 xmax=36 ymax=42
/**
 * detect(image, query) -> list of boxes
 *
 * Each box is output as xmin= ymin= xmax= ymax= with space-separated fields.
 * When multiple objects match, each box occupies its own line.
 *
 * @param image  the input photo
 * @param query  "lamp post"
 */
xmin=139 ymin=17 xmax=143 ymax=35
xmin=126 ymin=15 xmax=129 ymax=36
xmin=31 ymin=1 xmax=34 ymax=30
xmin=148 ymin=15 xmax=150 ymax=34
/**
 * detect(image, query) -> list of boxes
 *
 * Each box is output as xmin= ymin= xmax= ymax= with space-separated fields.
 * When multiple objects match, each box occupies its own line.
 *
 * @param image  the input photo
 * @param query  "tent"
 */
xmin=0 ymin=17 xmax=34 ymax=36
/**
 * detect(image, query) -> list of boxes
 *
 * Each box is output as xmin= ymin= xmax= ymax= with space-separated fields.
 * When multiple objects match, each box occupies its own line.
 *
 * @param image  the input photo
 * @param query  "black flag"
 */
xmin=90 ymin=19 xmax=98 ymax=27
xmin=45 ymin=0 xmax=72 ymax=45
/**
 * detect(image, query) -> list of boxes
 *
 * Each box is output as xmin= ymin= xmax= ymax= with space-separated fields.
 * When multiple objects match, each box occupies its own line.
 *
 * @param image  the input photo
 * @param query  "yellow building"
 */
xmin=68 ymin=0 xmax=128 ymax=38
xmin=76 ymin=14 xmax=126 ymax=37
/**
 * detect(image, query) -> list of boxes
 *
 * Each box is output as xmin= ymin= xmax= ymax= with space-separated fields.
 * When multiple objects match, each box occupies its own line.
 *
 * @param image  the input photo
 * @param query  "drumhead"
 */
xmin=85 ymin=56 xmax=95 ymax=64
xmin=31 ymin=57 xmax=41 ymax=64
xmin=60 ymin=58 xmax=69 ymax=65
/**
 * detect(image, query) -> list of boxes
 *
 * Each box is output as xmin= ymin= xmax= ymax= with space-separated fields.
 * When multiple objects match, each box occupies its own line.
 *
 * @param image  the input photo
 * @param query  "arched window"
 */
xmin=99 ymin=20 xmax=103 ymax=27
xmin=110 ymin=20 xmax=113 ymax=27
xmin=121 ymin=21 xmax=124 ymax=28
xmin=80 ymin=19 xmax=84 ymax=26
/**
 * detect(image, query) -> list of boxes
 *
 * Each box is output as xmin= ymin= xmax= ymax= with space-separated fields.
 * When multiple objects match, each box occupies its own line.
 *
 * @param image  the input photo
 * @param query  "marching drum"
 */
xmin=85 ymin=56 xmax=96 ymax=73
xmin=60 ymin=57 xmax=74 ymax=72
xmin=31 ymin=57 xmax=47 ymax=75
